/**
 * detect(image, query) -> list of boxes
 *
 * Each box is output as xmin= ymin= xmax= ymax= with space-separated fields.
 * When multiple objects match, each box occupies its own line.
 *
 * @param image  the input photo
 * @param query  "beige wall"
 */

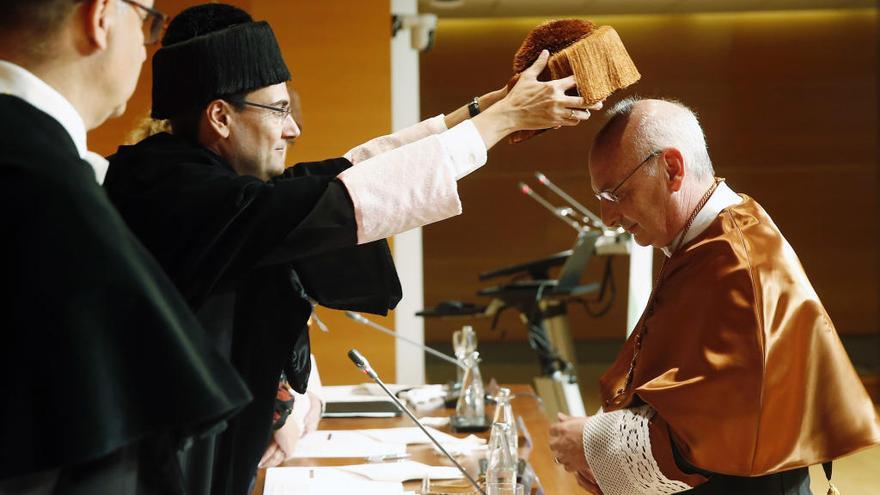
xmin=420 ymin=9 xmax=879 ymax=343
xmin=89 ymin=0 xmax=396 ymax=384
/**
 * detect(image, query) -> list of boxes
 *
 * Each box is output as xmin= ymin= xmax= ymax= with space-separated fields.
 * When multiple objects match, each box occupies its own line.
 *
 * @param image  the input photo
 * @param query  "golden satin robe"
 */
xmin=598 ymin=195 xmax=880 ymax=482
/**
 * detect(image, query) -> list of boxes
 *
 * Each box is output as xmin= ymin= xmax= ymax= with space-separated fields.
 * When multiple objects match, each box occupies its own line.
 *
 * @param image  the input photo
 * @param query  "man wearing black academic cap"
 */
xmin=0 ymin=1 xmax=251 ymax=494
xmin=104 ymin=4 xmax=599 ymax=494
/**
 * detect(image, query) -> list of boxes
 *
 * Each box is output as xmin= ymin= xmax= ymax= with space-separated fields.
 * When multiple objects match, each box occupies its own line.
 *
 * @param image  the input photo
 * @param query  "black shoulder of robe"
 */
xmin=0 ymin=95 xmax=251 ymax=481
xmin=104 ymin=132 xmax=401 ymax=315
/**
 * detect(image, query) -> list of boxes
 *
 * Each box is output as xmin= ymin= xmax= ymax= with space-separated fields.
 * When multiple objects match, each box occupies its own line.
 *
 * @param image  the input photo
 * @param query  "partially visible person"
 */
xmin=259 ymin=354 xmax=323 ymax=469
xmin=0 ymin=1 xmax=251 ymax=494
xmin=104 ymin=4 xmax=600 ymax=494
xmin=548 ymin=97 xmax=880 ymax=495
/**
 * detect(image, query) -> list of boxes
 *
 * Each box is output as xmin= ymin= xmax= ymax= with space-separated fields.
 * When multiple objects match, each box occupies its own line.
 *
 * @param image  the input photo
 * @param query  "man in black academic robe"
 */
xmin=0 ymin=1 xmax=251 ymax=493
xmin=106 ymin=133 xmax=401 ymax=495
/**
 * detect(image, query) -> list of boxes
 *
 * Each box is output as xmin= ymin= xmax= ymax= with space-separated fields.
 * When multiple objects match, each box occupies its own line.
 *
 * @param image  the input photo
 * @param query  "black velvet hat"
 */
xmin=151 ymin=4 xmax=291 ymax=119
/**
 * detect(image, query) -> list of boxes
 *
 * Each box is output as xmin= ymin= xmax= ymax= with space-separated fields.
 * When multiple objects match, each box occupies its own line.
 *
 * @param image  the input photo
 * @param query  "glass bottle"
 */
xmin=454 ymin=351 xmax=485 ymax=426
xmin=491 ymin=387 xmax=518 ymax=457
xmin=452 ymin=325 xmax=478 ymax=386
xmin=485 ymin=422 xmax=517 ymax=488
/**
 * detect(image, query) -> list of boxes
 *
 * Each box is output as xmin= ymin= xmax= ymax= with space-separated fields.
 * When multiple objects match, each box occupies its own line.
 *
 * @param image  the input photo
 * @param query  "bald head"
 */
xmin=590 ymin=97 xmax=713 ymax=182
xmin=588 ymin=97 xmax=717 ymax=248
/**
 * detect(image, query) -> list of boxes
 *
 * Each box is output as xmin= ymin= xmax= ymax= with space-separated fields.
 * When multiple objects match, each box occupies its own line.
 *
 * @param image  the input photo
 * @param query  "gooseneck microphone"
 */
xmin=345 ymin=311 xmax=466 ymax=370
xmin=346 ymin=348 xmax=487 ymax=495
xmin=535 ymin=172 xmax=605 ymax=228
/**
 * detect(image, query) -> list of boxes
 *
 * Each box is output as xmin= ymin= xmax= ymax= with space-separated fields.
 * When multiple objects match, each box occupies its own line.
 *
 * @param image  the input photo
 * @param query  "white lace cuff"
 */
xmin=583 ymin=405 xmax=693 ymax=495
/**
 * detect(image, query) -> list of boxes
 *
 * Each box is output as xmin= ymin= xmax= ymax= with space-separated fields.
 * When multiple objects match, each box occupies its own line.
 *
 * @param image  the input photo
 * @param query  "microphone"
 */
xmin=518 ymin=182 xmax=584 ymax=232
xmin=347 ymin=349 xmax=375 ymax=377
xmin=535 ymin=172 xmax=605 ymax=228
xmin=347 ymin=348 xmax=487 ymax=495
xmin=345 ymin=311 xmax=466 ymax=370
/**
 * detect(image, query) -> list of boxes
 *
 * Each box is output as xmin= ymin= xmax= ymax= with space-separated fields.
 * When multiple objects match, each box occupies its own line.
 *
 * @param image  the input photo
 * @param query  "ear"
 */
xmin=84 ymin=0 xmax=114 ymax=50
xmin=205 ymin=100 xmax=233 ymax=139
xmin=661 ymin=148 xmax=685 ymax=192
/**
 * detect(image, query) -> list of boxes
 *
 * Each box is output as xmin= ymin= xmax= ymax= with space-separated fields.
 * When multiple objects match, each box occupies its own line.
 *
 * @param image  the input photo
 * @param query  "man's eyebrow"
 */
xmin=271 ymin=100 xmax=290 ymax=108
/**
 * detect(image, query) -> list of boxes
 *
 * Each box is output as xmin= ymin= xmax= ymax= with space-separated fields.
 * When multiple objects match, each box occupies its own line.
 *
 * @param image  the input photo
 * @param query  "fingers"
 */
xmin=550 ymin=74 xmax=577 ymax=91
xmin=557 ymin=412 xmax=571 ymax=422
xmin=576 ymin=471 xmax=603 ymax=494
xmin=557 ymin=108 xmax=591 ymax=127
xmin=522 ymin=50 xmax=550 ymax=78
xmin=269 ymin=449 xmax=285 ymax=468
xmin=258 ymin=443 xmax=279 ymax=469
xmin=559 ymin=95 xmax=589 ymax=108
xmin=559 ymin=96 xmax=604 ymax=111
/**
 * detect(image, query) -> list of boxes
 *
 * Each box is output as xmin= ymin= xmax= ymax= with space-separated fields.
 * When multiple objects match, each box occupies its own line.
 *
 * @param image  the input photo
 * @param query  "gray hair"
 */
xmin=594 ymin=96 xmax=714 ymax=180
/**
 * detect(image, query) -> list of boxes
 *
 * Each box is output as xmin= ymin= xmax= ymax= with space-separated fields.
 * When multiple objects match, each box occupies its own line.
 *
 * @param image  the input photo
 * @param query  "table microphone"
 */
xmin=518 ymin=182 xmax=584 ymax=233
xmin=345 ymin=311 xmax=466 ymax=370
xmin=535 ymin=172 xmax=605 ymax=228
xmin=347 ymin=349 xmax=487 ymax=495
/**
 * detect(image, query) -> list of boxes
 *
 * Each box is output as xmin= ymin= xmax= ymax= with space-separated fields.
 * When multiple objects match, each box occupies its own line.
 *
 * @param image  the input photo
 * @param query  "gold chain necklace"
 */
xmin=612 ymin=178 xmax=725 ymax=401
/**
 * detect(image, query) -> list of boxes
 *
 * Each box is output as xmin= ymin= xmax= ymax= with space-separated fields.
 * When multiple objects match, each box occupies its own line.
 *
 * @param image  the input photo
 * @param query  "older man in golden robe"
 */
xmin=549 ymin=98 xmax=880 ymax=495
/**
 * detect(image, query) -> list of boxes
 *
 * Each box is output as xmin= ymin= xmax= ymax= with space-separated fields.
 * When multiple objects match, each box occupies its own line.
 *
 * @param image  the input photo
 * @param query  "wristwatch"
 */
xmin=467 ymin=96 xmax=480 ymax=117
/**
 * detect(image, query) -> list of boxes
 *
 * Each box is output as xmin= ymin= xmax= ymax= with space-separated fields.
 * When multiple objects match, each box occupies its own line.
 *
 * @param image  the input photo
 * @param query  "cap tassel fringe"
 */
xmin=508 ymin=22 xmax=640 ymax=144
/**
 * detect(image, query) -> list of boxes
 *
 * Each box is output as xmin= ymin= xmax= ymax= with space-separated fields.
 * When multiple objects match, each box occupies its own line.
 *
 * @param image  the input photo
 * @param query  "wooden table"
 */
xmin=253 ymin=384 xmax=581 ymax=494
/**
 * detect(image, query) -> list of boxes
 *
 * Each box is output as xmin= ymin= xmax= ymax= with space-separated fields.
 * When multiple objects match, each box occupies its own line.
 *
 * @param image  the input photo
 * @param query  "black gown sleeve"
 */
xmin=208 ymin=158 xmax=402 ymax=314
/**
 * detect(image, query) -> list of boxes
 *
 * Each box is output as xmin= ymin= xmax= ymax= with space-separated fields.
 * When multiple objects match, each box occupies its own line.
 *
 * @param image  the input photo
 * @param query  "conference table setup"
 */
xmin=256 ymin=381 xmax=581 ymax=495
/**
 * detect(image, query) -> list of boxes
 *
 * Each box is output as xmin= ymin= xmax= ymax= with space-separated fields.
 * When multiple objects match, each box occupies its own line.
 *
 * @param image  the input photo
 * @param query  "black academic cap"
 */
xmin=151 ymin=4 xmax=290 ymax=119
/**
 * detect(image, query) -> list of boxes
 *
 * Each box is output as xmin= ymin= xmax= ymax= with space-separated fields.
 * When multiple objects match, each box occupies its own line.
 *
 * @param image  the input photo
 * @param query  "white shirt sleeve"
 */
xmin=344 ymin=115 xmax=448 ymax=164
xmin=338 ymin=119 xmax=487 ymax=245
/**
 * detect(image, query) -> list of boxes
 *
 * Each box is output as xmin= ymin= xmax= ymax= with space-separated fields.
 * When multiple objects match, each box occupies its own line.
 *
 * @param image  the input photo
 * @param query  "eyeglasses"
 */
xmin=121 ymin=0 xmax=168 ymax=45
xmin=237 ymin=100 xmax=293 ymax=122
xmin=594 ymin=150 xmax=662 ymax=203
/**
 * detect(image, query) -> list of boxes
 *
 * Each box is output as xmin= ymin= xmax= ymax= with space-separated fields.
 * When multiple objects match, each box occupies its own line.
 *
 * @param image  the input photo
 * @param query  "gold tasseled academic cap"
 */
xmin=508 ymin=19 xmax=640 ymax=143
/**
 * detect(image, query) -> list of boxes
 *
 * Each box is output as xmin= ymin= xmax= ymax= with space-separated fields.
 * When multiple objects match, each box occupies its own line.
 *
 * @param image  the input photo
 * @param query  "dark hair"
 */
xmin=0 ymin=0 xmax=83 ymax=37
xmin=168 ymin=91 xmax=250 ymax=141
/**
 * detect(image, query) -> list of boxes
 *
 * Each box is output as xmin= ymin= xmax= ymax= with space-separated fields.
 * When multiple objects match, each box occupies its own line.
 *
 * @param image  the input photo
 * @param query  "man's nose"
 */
xmin=600 ymin=201 xmax=619 ymax=227
xmin=283 ymin=115 xmax=300 ymax=140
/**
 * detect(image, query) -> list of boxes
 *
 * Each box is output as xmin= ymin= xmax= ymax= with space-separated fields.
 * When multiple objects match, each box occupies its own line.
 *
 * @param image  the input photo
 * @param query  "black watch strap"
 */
xmin=467 ymin=97 xmax=480 ymax=117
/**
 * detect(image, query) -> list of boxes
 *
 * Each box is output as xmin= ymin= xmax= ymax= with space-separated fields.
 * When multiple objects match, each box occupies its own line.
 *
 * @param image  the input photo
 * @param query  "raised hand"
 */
xmin=471 ymin=50 xmax=600 ymax=148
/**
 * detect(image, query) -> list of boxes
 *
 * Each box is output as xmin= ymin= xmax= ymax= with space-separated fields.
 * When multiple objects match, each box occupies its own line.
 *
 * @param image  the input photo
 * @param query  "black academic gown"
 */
xmin=0 ymin=97 xmax=251 ymax=493
xmin=104 ymin=132 xmax=401 ymax=495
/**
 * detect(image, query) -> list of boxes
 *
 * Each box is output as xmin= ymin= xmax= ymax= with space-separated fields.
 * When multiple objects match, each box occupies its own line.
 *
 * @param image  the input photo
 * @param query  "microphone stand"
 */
xmin=534 ymin=172 xmax=604 ymax=228
xmin=345 ymin=311 xmax=467 ymax=370
xmin=518 ymin=182 xmax=584 ymax=232
xmin=347 ymin=349 xmax=487 ymax=495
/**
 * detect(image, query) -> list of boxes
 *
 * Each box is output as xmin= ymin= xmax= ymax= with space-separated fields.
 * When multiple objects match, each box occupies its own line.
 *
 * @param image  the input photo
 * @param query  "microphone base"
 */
xmin=450 ymin=414 xmax=491 ymax=433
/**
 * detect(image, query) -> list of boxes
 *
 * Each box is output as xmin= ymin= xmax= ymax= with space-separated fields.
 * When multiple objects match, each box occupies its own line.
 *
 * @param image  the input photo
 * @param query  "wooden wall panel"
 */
xmin=254 ymin=1 xmax=395 ymax=384
xmin=420 ymin=10 xmax=878 ymax=343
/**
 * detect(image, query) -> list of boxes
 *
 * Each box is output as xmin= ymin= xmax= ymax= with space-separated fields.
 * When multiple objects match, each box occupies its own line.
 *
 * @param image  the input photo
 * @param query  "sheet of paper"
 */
xmin=356 ymin=427 xmax=485 ymax=456
xmin=357 ymin=427 xmax=471 ymax=445
xmin=291 ymin=430 xmax=408 ymax=459
xmin=338 ymin=461 xmax=463 ymax=483
xmin=322 ymin=384 xmax=411 ymax=403
xmin=263 ymin=467 xmax=404 ymax=495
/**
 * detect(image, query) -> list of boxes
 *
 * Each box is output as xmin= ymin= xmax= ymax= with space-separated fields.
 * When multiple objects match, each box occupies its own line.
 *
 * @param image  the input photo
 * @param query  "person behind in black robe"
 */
xmin=0 ymin=1 xmax=252 ymax=494
xmin=104 ymin=4 xmax=600 ymax=494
